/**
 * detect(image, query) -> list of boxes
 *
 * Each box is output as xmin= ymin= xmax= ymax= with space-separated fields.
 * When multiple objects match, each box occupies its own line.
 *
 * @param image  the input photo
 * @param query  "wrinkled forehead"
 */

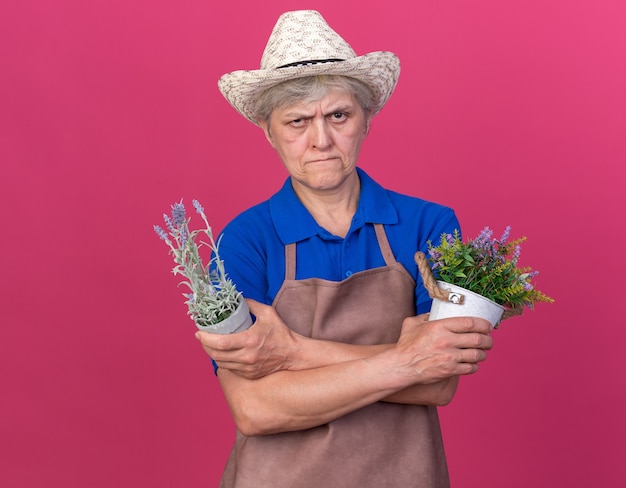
xmin=275 ymin=89 xmax=361 ymax=114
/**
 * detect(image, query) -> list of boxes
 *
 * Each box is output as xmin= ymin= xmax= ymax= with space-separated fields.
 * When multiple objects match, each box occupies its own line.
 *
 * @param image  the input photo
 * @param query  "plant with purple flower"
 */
xmin=154 ymin=199 xmax=242 ymax=327
xmin=425 ymin=226 xmax=553 ymax=311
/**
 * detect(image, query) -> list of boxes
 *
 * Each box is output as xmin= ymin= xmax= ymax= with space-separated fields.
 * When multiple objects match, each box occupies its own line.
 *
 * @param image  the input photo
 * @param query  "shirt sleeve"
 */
xmin=216 ymin=207 xmax=274 ymax=305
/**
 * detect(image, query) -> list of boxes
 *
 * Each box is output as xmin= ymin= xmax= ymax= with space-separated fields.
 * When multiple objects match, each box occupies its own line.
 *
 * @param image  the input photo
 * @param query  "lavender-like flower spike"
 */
xmin=474 ymin=227 xmax=493 ymax=250
xmin=523 ymin=271 xmax=539 ymax=290
xmin=478 ymin=227 xmax=493 ymax=242
xmin=192 ymin=199 xmax=204 ymax=215
xmin=163 ymin=214 xmax=175 ymax=233
xmin=171 ymin=201 xmax=186 ymax=227
xmin=500 ymin=226 xmax=511 ymax=244
xmin=179 ymin=225 xmax=188 ymax=247
xmin=512 ymin=244 xmax=521 ymax=264
xmin=428 ymin=249 xmax=442 ymax=260
xmin=154 ymin=225 xmax=170 ymax=242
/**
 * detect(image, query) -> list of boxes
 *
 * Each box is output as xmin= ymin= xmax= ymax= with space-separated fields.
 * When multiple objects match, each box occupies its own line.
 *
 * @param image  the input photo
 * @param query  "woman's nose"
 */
xmin=310 ymin=118 xmax=332 ymax=149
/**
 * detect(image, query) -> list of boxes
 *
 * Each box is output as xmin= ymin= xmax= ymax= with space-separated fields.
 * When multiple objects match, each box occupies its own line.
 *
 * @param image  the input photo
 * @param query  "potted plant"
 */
xmin=153 ymin=199 xmax=252 ymax=334
xmin=414 ymin=226 xmax=553 ymax=328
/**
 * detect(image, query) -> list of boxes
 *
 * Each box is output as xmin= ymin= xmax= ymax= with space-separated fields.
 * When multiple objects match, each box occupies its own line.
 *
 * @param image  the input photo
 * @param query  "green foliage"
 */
xmin=427 ymin=227 xmax=554 ymax=308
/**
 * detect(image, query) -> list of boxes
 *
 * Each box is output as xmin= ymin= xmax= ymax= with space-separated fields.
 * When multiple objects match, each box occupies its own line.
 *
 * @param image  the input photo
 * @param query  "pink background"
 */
xmin=1 ymin=0 xmax=624 ymax=486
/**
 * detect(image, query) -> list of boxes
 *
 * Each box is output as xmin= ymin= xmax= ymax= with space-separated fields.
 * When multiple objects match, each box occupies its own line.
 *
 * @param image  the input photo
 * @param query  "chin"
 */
xmin=293 ymin=165 xmax=356 ymax=191
xmin=311 ymin=174 xmax=354 ymax=192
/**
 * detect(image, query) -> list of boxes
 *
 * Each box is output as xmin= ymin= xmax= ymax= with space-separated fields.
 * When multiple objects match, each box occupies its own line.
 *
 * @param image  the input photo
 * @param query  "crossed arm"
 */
xmin=196 ymin=299 xmax=492 ymax=436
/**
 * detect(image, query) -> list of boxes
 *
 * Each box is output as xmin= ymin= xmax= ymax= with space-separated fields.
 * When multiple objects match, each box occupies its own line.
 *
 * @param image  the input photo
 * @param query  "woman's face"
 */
xmin=260 ymin=89 xmax=370 ymax=195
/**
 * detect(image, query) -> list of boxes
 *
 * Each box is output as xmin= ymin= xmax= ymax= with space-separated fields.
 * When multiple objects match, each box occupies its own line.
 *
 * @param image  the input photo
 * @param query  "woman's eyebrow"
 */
xmin=325 ymin=105 xmax=352 ymax=114
xmin=281 ymin=109 xmax=314 ymax=119
xmin=282 ymin=102 xmax=355 ymax=119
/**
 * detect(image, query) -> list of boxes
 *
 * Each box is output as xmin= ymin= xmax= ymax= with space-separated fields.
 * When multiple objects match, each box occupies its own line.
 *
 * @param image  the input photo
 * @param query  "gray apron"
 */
xmin=220 ymin=224 xmax=449 ymax=487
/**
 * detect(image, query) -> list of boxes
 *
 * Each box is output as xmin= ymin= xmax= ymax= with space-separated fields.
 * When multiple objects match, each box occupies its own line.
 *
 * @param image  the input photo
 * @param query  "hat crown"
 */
xmin=260 ymin=10 xmax=357 ymax=70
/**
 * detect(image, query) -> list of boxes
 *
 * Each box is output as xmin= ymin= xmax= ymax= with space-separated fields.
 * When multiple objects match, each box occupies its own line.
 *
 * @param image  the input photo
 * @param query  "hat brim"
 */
xmin=218 ymin=51 xmax=400 ymax=125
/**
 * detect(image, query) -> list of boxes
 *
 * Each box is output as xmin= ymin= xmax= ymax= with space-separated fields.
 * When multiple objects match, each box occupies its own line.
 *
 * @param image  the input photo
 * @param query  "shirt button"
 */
xmin=345 ymin=271 xmax=353 ymax=277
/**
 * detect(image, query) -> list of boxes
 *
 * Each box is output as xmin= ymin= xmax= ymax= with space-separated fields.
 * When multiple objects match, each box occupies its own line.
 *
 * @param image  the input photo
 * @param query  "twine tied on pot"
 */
xmin=414 ymin=251 xmax=524 ymax=321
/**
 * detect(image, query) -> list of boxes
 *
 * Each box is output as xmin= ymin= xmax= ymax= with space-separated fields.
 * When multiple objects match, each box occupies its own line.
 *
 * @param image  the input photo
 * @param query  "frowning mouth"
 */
xmin=307 ymin=157 xmax=340 ymax=164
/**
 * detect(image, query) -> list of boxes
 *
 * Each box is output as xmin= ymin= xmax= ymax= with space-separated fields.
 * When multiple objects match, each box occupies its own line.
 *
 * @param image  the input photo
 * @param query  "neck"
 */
xmin=292 ymin=173 xmax=360 ymax=238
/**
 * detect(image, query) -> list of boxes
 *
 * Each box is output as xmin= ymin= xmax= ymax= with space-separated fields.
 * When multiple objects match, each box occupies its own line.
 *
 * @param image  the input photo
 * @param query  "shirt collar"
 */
xmin=269 ymin=167 xmax=398 ymax=244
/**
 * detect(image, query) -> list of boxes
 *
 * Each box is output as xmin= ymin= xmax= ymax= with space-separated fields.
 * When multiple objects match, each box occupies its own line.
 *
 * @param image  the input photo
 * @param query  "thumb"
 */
xmin=415 ymin=312 xmax=430 ymax=324
xmin=244 ymin=298 xmax=265 ymax=319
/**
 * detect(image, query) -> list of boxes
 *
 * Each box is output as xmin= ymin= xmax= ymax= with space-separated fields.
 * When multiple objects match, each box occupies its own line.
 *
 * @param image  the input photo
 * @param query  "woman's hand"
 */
xmin=196 ymin=300 xmax=493 ymax=388
xmin=390 ymin=314 xmax=494 ymax=385
xmin=204 ymin=310 xmax=494 ymax=435
xmin=195 ymin=299 xmax=300 ymax=379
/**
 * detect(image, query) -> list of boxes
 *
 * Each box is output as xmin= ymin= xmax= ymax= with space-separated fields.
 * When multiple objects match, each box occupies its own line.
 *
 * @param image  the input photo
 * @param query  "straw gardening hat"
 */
xmin=218 ymin=10 xmax=401 ymax=124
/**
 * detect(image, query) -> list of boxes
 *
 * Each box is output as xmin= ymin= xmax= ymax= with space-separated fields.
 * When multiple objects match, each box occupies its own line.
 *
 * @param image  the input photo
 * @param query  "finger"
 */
xmin=456 ymin=363 xmax=480 ymax=375
xmin=414 ymin=312 xmax=430 ymax=323
xmin=214 ymin=360 xmax=257 ymax=373
xmin=198 ymin=342 xmax=247 ymax=364
xmin=195 ymin=330 xmax=246 ymax=352
xmin=454 ymin=332 xmax=494 ymax=351
xmin=400 ymin=314 xmax=428 ymax=332
xmin=439 ymin=316 xmax=492 ymax=334
xmin=458 ymin=348 xmax=488 ymax=364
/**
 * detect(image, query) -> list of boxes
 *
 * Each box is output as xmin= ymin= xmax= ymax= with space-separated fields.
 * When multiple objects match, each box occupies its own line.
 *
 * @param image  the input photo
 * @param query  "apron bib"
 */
xmin=220 ymin=224 xmax=449 ymax=487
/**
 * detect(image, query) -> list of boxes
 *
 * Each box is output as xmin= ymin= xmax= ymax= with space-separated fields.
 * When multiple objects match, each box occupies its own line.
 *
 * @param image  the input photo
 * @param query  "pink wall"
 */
xmin=1 ymin=1 xmax=624 ymax=486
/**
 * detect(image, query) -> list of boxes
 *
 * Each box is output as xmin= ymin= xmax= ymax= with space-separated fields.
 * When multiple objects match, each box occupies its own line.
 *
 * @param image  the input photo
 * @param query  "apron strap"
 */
xmin=285 ymin=242 xmax=297 ymax=280
xmin=373 ymin=223 xmax=397 ymax=266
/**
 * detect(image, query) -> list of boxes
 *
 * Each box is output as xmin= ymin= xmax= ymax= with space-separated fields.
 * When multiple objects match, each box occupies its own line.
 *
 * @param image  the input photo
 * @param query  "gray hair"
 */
xmin=253 ymin=75 xmax=376 ymax=125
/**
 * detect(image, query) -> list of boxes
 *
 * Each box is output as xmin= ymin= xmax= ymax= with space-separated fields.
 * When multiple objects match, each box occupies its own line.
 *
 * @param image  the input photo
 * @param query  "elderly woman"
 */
xmin=196 ymin=10 xmax=493 ymax=488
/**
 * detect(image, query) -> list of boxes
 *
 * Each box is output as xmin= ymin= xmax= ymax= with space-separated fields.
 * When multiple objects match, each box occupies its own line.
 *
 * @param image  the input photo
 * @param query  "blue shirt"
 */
xmin=218 ymin=168 xmax=460 ymax=315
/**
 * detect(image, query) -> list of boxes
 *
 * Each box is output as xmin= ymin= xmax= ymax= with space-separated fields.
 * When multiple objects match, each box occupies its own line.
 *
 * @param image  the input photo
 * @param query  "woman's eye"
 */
xmin=289 ymin=118 xmax=305 ymax=127
xmin=330 ymin=112 xmax=347 ymax=121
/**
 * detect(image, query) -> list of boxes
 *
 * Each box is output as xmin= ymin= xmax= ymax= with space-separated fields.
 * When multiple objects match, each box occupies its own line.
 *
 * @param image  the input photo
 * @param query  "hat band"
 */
xmin=277 ymin=58 xmax=345 ymax=69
